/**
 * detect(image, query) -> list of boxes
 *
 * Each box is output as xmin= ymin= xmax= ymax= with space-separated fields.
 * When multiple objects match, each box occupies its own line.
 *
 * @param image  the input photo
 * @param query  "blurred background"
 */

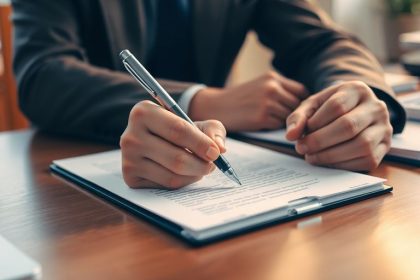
xmin=229 ymin=0 xmax=420 ymax=84
xmin=2 ymin=0 xmax=420 ymax=130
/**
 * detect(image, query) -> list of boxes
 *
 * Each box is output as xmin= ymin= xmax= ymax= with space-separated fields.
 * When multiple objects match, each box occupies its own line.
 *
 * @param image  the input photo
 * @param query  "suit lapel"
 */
xmin=193 ymin=0 xmax=231 ymax=84
xmin=98 ymin=0 xmax=149 ymax=70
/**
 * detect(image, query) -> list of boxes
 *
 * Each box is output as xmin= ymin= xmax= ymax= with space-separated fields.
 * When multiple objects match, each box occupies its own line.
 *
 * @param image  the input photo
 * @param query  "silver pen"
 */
xmin=119 ymin=49 xmax=242 ymax=185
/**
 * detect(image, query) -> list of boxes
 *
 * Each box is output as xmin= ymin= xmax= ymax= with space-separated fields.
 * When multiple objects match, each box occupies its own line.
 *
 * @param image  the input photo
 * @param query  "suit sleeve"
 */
xmin=12 ymin=0 xmax=193 ymax=144
xmin=253 ymin=0 xmax=406 ymax=133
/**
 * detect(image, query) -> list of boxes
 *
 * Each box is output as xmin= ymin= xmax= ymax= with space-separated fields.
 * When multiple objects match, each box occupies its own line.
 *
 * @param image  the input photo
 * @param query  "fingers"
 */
xmin=266 ymin=100 xmax=292 ymax=120
xmin=278 ymin=74 xmax=309 ymax=99
xmin=140 ymin=104 xmax=221 ymax=162
xmin=140 ymin=133 xmax=215 ymax=177
xmin=289 ymin=81 xmax=393 ymax=171
xmin=324 ymin=143 xmax=389 ymax=171
xmin=304 ymin=124 xmax=391 ymax=166
xmin=308 ymin=82 xmax=373 ymax=131
xmin=275 ymin=84 xmax=301 ymax=109
xmin=306 ymin=87 xmax=361 ymax=132
xmin=122 ymin=157 xmax=204 ymax=189
xmin=195 ymin=120 xmax=227 ymax=153
xmin=285 ymin=82 xmax=366 ymax=141
xmin=285 ymin=98 xmax=319 ymax=141
xmin=261 ymin=72 xmax=307 ymax=109
xmin=295 ymin=103 xmax=376 ymax=155
xmin=121 ymin=101 xmax=221 ymax=189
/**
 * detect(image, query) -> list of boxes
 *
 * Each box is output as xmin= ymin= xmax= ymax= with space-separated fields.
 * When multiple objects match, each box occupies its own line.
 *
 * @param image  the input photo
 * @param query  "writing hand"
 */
xmin=120 ymin=101 xmax=226 ymax=189
xmin=286 ymin=81 xmax=393 ymax=171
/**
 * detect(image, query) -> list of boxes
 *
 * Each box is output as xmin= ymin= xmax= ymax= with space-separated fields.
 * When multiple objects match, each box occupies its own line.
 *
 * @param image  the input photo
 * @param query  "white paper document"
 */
xmin=240 ymin=121 xmax=420 ymax=163
xmin=53 ymin=139 xmax=386 ymax=239
xmin=389 ymin=121 xmax=420 ymax=161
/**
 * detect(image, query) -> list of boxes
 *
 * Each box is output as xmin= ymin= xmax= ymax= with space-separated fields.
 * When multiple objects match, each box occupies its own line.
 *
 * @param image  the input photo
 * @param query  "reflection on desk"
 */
xmin=0 ymin=129 xmax=419 ymax=280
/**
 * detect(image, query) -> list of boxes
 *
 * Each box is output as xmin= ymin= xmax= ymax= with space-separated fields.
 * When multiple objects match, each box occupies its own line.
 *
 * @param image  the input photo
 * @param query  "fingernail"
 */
xmin=297 ymin=143 xmax=308 ymax=154
xmin=214 ymin=136 xmax=225 ymax=150
xmin=287 ymin=123 xmax=296 ymax=133
xmin=206 ymin=146 xmax=219 ymax=161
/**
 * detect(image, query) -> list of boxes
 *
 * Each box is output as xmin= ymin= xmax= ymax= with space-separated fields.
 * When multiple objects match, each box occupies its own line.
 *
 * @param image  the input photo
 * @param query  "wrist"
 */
xmin=189 ymin=87 xmax=222 ymax=120
xmin=178 ymin=84 xmax=207 ymax=113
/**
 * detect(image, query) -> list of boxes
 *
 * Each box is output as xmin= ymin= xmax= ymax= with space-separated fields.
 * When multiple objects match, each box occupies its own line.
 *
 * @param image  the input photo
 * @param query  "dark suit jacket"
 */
xmin=11 ymin=0 xmax=406 ymax=144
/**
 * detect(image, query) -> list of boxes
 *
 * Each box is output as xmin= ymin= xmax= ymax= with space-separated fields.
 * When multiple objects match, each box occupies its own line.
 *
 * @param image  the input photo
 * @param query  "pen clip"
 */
xmin=123 ymin=62 xmax=157 ymax=98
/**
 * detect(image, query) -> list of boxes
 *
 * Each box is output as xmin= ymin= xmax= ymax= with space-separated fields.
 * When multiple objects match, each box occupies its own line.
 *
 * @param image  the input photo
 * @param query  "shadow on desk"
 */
xmin=2 ymin=129 xmax=417 ymax=279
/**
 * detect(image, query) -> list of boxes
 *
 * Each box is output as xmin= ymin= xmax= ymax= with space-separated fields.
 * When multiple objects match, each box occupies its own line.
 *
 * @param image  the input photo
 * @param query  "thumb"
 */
xmin=286 ymin=100 xmax=318 ymax=141
xmin=286 ymin=84 xmax=343 ymax=140
xmin=195 ymin=120 xmax=227 ymax=153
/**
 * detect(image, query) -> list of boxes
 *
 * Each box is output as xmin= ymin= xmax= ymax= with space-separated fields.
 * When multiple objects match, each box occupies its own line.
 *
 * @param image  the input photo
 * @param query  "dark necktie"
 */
xmin=148 ymin=0 xmax=194 ymax=82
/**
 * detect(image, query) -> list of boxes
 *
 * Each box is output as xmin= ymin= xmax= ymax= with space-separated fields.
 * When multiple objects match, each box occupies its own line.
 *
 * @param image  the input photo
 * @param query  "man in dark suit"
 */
xmin=12 ymin=0 xmax=405 ymax=188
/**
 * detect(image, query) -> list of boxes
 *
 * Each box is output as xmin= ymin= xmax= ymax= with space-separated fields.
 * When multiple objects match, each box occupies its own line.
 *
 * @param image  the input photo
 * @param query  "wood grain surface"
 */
xmin=0 ymin=129 xmax=419 ymax=280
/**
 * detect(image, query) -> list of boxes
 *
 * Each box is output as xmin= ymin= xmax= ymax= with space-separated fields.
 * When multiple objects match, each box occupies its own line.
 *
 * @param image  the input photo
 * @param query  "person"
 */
xmin=12 ymin=0 xmax=406 ymax=189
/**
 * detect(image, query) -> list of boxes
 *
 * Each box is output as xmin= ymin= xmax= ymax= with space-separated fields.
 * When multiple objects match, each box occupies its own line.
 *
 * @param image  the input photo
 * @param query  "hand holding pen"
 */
xmin=119 ymin=50 xmax=241 ymax=189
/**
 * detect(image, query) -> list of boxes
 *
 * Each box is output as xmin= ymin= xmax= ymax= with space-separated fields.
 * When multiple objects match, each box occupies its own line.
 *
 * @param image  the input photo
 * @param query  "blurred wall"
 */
xmin=228 ymin=0 xmax=388 ymax=85
xmin=332 ymin=0 xmax=388 ymax=61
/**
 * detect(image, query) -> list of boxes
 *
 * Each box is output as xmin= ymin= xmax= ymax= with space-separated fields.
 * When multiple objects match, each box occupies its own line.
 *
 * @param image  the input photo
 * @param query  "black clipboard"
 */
xmin=50 ymin=164 xmax=392 ymax=246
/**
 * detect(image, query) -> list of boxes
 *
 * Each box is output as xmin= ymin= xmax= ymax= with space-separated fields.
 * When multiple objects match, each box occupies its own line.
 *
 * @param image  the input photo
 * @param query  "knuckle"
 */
xmin=346 ymin=81 xmax=374 ymax=97
xmin=330 ymin=97 xmax=347 ymax=115
xmin=119 ymin=132 xmax=128 ymax=149
xmin=130 ymin=102 xmax=149 ymax=121
xmin=359 ymin=135 xmax=374 ymax=154
xmin=169 ymin=120 xmax=189 ymax=142
xmin=383 ymin=125 xmax=393 ymax=149
xmin=171 ymin=153 xmax=187 ymax=174
xmin=207 ymin=119 xmax=226 ymax=134
xmin=378 ymin=100 xmax=388 ymax=111
xmin=264 ymin=71 xmax=278 ymax=80
xmin=207 ymin=119 xmax=222 ymax=128
xmin=263 ymin=80 xmax=279 ymax=97
xmin=342 ymin=116 xmax=359 ymax=135
xmin=386 ymin=124 xmax=393 ymax=138
xmin=365 ymin=154 xmax=380 ymax=170
xmin=119 ymin=134 xmax=138 ymax=149
xmin=377 ymin=101 xmax=390 ymax=119
xmin=347 ymin=80 xmax=369 ymax=91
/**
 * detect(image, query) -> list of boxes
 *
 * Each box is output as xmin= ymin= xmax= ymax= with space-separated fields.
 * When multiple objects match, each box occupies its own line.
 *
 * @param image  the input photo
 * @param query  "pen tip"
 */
xmin=235 ymin=177 xmax=242 ymax=186
xmin=231 ymin=176 xmax=242 ymax=186
xmin=225 ymin=168 xmax=242 ymax=186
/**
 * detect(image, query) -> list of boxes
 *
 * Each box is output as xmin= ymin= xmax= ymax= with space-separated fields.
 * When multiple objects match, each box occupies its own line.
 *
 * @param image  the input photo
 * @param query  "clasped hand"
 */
xmin=286 ymin=81 xmax=393 ymax=171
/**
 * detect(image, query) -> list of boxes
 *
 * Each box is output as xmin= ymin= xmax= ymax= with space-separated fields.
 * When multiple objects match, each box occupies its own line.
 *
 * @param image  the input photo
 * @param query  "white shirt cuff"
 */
xmin=178 ymin=84 xmax=207 ymax=113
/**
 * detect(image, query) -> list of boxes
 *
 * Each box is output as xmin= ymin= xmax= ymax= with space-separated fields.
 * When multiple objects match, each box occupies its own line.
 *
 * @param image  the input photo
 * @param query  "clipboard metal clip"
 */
xmin=287 ymin=196 xmax=323 ymax=216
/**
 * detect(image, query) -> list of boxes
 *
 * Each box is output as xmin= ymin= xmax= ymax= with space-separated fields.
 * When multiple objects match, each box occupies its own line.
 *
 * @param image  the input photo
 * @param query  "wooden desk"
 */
xmin=0 ymin=129 xmax=419 ymax=280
